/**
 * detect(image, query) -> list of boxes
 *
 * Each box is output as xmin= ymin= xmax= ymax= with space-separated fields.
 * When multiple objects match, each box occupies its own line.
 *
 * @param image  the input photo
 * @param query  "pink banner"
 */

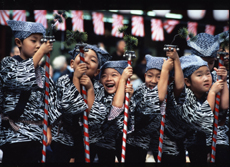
xmin=71 ymin=10 xmax=84 ymax=32
xmin=111 ymin=14 xmax=123 ymax=38
xmin=0 ymin=10 xmax=9 ymax=25
xmin=34 ymin=10 xmax=47 ymax=29
xmin=92 ymin=12 xmax=104 ymax=35
xmin=151 ymin=19 xmax=164 ymax=41
xmin=163 ymin=20 xmax=180 ymax=34
xmin=132 ymin=16 xmax=145 ymax=37
xmin=13 ymin=10 xmax=26 ymax=21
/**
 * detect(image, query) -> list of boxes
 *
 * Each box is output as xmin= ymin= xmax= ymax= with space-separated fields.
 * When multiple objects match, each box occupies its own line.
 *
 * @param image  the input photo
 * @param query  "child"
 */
xmin=0 ymin=20 xmax=62 ymax=163
xmin=176 ymin=55 xmax=228 ymax=164
xmin=50 ymin=44 xmax=111 ymax=163
xmin=186 ymin=32 xmax=228 ymax=163
xmin=88 ymin=60 xmax=133 ymax=163
xmin=123 ymin=54 xmax=174 ymax=164
xmin=187 ymin=33 xmax=219 ymax=71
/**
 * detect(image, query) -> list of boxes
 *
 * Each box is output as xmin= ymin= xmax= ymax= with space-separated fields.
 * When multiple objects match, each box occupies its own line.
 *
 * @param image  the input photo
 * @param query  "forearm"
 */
xmin=173 ymin=58 xmax=184 ymax=98
xmin=73 ymin=77 xmax=81 ymax=93
xmin=207 ymin=91 xmax=216 ymax=112
xmin=112 ymin=79 xmax=126 ymax=108
xmin=158 ymin=69 xmax=169 ymax=102
xmin=33 ymin=49 xmax=44 ymax=69
xmin=220 ymin=82 xmax=229 ymax=110
xmin=87 ymin=88 xmax=95 ymax=112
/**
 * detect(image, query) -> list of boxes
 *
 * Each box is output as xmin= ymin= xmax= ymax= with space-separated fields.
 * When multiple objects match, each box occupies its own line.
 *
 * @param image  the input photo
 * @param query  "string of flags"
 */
xmin=0 ymin=10 xmax=229 ymax=42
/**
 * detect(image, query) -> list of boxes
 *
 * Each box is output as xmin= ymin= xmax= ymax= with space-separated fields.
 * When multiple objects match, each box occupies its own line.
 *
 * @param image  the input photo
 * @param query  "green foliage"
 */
xmin=65 ymin=30 xmax=88 ymax=46
xmin=118 ymin=26 xmax=128 ymax=34
xmin=219 ymin=32 xmax=229 ymax=49
xmin=178 ymin=27 xmax=188 ymax=39
xmin=178 ymin=27 xmax=196 ymax=41
xmin=124 ymin=35 xmax=138 ymax=50
xmin=118 ymin=26 xmax=138 ymax=51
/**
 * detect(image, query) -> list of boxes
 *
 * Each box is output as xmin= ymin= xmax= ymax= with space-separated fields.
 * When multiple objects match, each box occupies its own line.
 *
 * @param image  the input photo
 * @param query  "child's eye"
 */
xmin=112 ymin=74 xmax=117 ymax=77
xmin=31 ymin=40 xmax=36 ymax=43
xmin=91 ymin=59 xmax=96 ymax=63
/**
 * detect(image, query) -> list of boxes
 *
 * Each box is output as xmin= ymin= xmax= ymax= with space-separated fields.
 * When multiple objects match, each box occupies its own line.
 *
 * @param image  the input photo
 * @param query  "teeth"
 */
xmin=106 ymin=84 xmax=114 ymax=87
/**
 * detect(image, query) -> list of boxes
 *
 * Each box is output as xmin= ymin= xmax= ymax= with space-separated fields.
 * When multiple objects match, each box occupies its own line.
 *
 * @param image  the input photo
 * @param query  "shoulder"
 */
xmin=56 ymin=74 xmax=71 ymax=86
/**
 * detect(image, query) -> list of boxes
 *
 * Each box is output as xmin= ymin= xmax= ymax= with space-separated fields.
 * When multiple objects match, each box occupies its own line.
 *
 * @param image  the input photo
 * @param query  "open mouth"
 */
xmin=203 ymin=84 xmax=209 ymax=87
xmin=105 ymin=83 xmax=115 ymax=89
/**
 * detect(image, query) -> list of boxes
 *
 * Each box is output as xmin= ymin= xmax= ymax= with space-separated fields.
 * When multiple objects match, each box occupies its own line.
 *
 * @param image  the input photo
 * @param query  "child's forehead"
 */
xmin=146 ymin=68 xmax=161 ymax=74
xmin=194 ymin=66 xmax=209 ymax=73
xmin=28 ymin=33 xmax=43 ymax=38
xmin=85 ymin=49 xmax=98 ymax=58
xmin=102 ymin=68 xmax=120 ymax=74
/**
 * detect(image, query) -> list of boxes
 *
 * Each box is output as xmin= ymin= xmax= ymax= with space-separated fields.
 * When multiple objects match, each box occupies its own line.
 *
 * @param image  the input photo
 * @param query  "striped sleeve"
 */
xmin=0 ymin=57 xmax=38 ymax=90
xmin=56 ymin=75 xmax=88 ymax=115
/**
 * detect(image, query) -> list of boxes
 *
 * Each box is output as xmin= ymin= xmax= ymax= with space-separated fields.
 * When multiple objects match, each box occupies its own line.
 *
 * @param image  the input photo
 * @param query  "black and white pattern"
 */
xmin=162 ymin=81 xmax=214 ymax=155
xmin=51 ymin=73 xmax=88 ymax=146
xmin=0 ymin=56 xmax=61 ymax=146
xmin=88 ymin=83 xmax=134 ymax=150
xmin=127 ymin=83 xmax=161 ymax=150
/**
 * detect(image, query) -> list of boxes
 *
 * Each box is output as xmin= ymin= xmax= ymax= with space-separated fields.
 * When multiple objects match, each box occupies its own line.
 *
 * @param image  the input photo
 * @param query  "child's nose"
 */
xmin=106 ymin=75 xmax=112 ymax=81
xmin=152 ymin=77 xmax=157 ymax=83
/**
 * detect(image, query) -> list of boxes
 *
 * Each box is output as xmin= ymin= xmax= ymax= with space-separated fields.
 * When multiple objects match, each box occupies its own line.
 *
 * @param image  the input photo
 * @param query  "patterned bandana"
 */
xmin=187 ymin=33 xmax=219 ymax=58
xmin=180 ymin=54 xmax=208 ymax=78
xmin=69 ymin=44 xmax=112 ymax=69
xmin=7 ymin=20 xmax=46 ymax=40
xmin=145 ymin=54 xmax=166 ymax=72
xmin=99 ymin=60 xmax=128 ymax=79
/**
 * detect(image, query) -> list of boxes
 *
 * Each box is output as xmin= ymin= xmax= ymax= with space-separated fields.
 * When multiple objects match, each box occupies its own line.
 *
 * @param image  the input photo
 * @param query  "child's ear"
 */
xmin=70 ymin=59 xmax=74 ymax=69
xmin=94 ymin=69 xmax=100 ymax=77
xmin=15 ymin=38 xmax=22 ymax=48
xmin=184 ymin=78 xmax=191 ymax=87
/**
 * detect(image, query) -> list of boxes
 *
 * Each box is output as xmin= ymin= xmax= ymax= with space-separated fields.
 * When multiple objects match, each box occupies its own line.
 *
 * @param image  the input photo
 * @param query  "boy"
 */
xmin=186 ymin=32 xmax=228 ymax=163
xmin=50 ymin=44 xmax=111 ymax=163
xmin=88 ymin=60 xmax=133 ymax=163
xmin=123 ymin=54 xmax=174 ymax=163
xmin=0 ymin=20 xmax=61 ymax=163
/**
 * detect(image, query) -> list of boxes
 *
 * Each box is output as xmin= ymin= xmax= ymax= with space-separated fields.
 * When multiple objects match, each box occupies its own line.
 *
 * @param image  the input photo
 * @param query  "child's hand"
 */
xmin=162 ymin=58 xmax=174 ymax=72
xmin=80 ymin=75 xmax=93 ymax=90
xmin=121 ymin=66 xmax=133 ymax=81
xmin=213 ymin=66 xmax=227 ymax=82
xmin=125 ymin=84 xmax=134 ymax=98
xmin=210 ymin=80 xmax=224 ymax=94
xmin=166 ymin=47 xmax=179 ymax=60
xmin=39 ymin=41 xmax=53 ymax=55
xmin=74 ymin=63 xmax=87 ymax=79
xmin=47 ymin=126 xmax=52 ymax=146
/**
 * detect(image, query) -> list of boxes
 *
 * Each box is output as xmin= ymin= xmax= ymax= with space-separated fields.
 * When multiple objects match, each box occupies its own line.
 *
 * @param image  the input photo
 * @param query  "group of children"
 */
xmin=0 ymin=20 xmax=229 ymax=164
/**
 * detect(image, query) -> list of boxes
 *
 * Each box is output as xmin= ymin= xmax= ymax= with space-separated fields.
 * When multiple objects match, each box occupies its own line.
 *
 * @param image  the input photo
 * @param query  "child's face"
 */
xmin=145 ymin=69 xmax=161 ymax=89
xmin=72 ymin=49 xmax=100 ymax=78
xmin=18 ymin=34 xmax=43 ymax=59
xmin=186 ymin=66 xmax=212 ymax=96
xmin=201 ymin=57 xmax=216 ymax=71
xmin=100 ymin=68 xmax=121 ymax=94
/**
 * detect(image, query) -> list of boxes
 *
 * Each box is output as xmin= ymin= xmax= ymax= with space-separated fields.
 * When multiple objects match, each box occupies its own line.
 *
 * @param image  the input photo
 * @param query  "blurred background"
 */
xmin=0 ymin=10 xmax=229 ymax=67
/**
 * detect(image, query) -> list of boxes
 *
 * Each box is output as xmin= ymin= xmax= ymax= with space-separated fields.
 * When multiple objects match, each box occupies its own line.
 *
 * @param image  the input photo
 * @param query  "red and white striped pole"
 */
xmin=79 ymin=46 xmax=90 ymax=163
xmin=157 ymin=45 xmax=179 ymax=162
xmin=121 ymin=51 xmax=135 ymax=163
xmin=41 ymin=51 xmax=51 ymax=163
xmin=157 ymin=98 xmax=167 ymax=162
xmin=210 ymin=54 xmax=224 ymax=163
